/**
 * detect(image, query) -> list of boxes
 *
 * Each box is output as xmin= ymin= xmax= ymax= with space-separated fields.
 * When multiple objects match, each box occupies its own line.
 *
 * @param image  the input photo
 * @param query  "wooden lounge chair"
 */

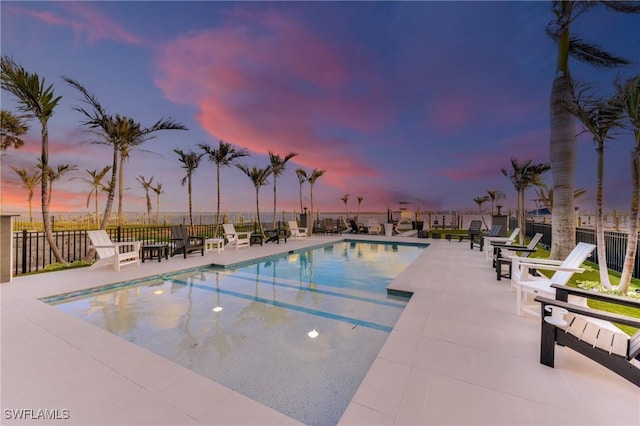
xmin=87 ymin=230 xmax=141 ymax=271
xmin=223 ymin=223 xmax=251 ymax=249
xmin=534 ymin=285 xmax=640 ymax=386
xmin=447 ymin=220 xmax=481 ymax=242
xmin=482 ymin=227 xmax=520 ymax=260
xmin=288 ymin=220 xmax=307 ymax=240
xmin=323 ymin=218 xmax=340 ymax=235
xmin=470 ymin=224 xmax=501 ymax=250
xmin=511 ymin=242 xmax=596 ymax=316
xmin=493 ymin=232 xmax=543 ymax=280
xmin=349 ymin=219 xmax=367 ymax=234
xmin=171 ymin=225 xmax=205 ymax=258
xmin=367 ymin=219 xmax=380 ymax=235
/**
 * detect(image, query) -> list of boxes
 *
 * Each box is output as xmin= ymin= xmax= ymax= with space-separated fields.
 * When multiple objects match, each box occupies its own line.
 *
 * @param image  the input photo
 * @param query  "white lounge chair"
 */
xmin=367 ymin=219 xmax=380 ymax=235
xmin=510 ymin=242 xmax=596 ymax=316
xmin=87 ymin=230 xmax=141 ymax=271
xmin=483 ymin=227 xmax=520 ymax=261
xmin=223 ymin=223 xmax=251 ymax=250
xmin=288 ymin=220 xmax=307 ymax=240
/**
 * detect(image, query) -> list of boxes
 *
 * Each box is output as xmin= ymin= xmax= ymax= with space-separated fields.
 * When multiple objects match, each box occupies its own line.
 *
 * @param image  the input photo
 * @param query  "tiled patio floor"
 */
xmin=1 ymin=235 xmax=638 ymax=425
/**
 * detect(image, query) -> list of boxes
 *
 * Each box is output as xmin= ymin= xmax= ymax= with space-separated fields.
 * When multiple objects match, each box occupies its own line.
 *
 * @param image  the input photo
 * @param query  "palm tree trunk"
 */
xmin=309 ymin=185 xmax=314 ymax=236
xmin=255 ymin=188 xmax=262 ymax=235
xmin=272 ymin=176 xmax=277 ymax=229
xmin=94 ymin=190 xmax=99 ymax=228
xmin=619 ymin=153 xmax=640 ymax=292
xmin=518 ymin=189 xmax=525 ymax=242
xmin=118 ymin=154 xmax=124 ymax=226
xmin=188 ymin=175 xmax=193 ymax=227
xmin=299 ymin=183 xmax=303 ymax=214
xmin=40 ymin=125 xmax=66 ymax=264
xmin=28 ymin=195 xmax=33 ymax=225
xmin=215 ymin=165 xmax=221 ymax=236
xmin=100 ymin=147 xmax=118 ymax=229
xmin=550 ymin=72 xmax=577 ymax=260
xmin=595 ymin=148 xmax=612 ymax=288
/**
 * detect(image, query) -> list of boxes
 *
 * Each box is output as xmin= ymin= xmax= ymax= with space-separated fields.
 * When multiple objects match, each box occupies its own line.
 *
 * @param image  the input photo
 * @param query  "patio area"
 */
xmin=1 ymin=235 xmax=638 ymax=425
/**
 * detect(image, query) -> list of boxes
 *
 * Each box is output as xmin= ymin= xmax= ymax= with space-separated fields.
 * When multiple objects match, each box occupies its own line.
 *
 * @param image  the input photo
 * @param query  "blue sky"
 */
xmin=1 ymin=1 xmax=638 ymax=216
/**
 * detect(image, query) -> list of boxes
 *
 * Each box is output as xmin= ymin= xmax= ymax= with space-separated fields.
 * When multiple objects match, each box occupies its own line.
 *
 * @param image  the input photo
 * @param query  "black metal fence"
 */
xmin=11 ymin=223 xmax=258 ymax=276
xmin=11 ymin=221 xmax=640 ymax=279
xmin=526 ymin=222 xmax=640 ymax=278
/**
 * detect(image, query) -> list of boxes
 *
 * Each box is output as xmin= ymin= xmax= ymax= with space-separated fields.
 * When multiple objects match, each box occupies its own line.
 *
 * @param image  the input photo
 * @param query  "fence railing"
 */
xmin=11 ymin=222 xmax=258 ymax=276
xmin=11 ymin=221 xmax=640 ymax=279
xmin=525 ymin=222 xmax=639 ymax=278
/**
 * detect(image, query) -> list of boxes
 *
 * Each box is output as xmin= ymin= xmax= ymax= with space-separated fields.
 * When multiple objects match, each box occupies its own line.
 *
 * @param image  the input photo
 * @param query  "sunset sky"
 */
xmin=1 ymin=1 xmax=638 ymax=217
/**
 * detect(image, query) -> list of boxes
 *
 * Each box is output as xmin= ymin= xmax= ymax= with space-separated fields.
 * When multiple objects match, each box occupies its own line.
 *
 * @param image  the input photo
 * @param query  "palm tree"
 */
xmin=10 ymin=166 xmax=40 ymax=224
xmin=307 ymin=168 xmax=325 ymax=234
xmin=65 ymin=77 xmax=187 ymax=228
xmin=356 ymin=196 xmax=363 ymax=222
xmin=72 ymin=166 xmax=111 ymax=227
xmin=199 ymin=141 xmax=249 ymax=234
xmin=136 ymin=175 xmax=154 ymax=224
xmin=473 ymin=195 xmax=491 ymax=229
xmin=547 ymin=1 xmax=640 ymax=260
xmin=295 ymin=168 xmax=308 ymax=213
xmin=174 ymin=148 xmax=203 ymax=227
xmin=501 ymin=158 xmax=551 ymax=244
xmin=0 ymin=109 xmax=27 ymax=151
xmin=1 ymin=55 xmax=65 ymax=263
xmin=566 ymin=81 xmax=623 ymax=288
xmin=617 ymin=75 xmax=640 ymax=292
xmin=236 ymin=164 xmax=272 ymax=235
xmin=42 ymin=163 xmax=77 ymax=207
xmin=0 ymin=109 xmax=28 ymax=212
xmin=151 ymin=182 xmax=164 ymax=224
xmin=117 ymin=122 xmax=185 ymax=226
xmin=341 ymin=193 xmax=350 ymax=220
xmin=268 ymin=151 xmax=298 ymax=228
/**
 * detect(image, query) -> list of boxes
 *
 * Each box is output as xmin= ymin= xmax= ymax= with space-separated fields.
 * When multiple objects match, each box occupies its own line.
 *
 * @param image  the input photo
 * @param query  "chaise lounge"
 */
xmin=87 ymin=230 xmax=141 ymax=271
xmin=171 ymin=225 xmax=205 ymax=258
xmin=534 ymin=285 xmax=640 ymax=386
xmin=510 ymin=242 xmax=596 ymax=316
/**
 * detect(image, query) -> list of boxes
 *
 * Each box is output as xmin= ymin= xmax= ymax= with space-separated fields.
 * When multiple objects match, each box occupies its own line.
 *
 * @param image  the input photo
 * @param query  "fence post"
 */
xmin=117 ymin=226 xmax=122 ymax=242
xmin=21 ymin=229 xmax=28 ymax=275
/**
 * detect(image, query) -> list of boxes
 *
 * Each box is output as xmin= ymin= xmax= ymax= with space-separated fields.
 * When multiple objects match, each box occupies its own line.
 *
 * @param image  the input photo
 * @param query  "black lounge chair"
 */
xmin=470 ymin=224 xmax=501 ymax=250
xmin=349 ymin=219 xmax=368 ymax=234
xmin=171 ymin=225 xmax=205 ymax=258
xmin=535 ymin=285 xmax=640 ymax=387
xmin=447 ymin=220 xmax=482 ymax=241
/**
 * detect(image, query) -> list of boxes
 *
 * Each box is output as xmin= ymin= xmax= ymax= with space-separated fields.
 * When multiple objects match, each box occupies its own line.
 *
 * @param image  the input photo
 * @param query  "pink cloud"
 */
xmin=153 ymin=8 xmax=393 ymax=190
xmin=5 ymin=3 xmax=144 ymax=47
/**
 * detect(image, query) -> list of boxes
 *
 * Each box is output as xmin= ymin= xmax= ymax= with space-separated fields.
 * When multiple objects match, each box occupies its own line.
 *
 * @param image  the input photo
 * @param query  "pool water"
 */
xmin=47 ymin=241 xmax=425 ymax=425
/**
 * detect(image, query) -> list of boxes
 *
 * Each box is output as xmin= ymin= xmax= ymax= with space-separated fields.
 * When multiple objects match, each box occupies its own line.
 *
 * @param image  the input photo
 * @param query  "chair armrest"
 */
xmin=236 ymin=231 xmax=252 ymax=238
xmin=504 ymin=247 xmax=536 ymax=254
xmin=534 ymin=295 xmax=640 ymax=329
xmin=509 ymin=256 xmax=564 ymax=266
xmin=516 ymin=262 xmax=583 ymax=273
xmin=551 ymin=284 xmax=640 ymax=309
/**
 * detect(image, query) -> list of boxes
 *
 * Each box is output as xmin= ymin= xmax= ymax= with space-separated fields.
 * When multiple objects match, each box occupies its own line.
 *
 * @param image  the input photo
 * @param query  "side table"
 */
xmin=205 ymin=238 xmax=225 ymax=253
xmin=250 ymin=234 xmax=263 ymax=246
xmin=142 ymin=243 xmax=169 ymax=263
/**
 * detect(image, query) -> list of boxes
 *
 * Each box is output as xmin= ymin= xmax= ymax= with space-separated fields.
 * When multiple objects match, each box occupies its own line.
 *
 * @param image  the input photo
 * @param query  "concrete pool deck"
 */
xmin=1 ymin=235 xmax=639 ymax=425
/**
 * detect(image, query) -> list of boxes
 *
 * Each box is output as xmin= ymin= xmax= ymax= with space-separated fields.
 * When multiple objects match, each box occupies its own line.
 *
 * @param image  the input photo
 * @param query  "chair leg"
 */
xmin=540 ymin=318 xmax=556 ymax=368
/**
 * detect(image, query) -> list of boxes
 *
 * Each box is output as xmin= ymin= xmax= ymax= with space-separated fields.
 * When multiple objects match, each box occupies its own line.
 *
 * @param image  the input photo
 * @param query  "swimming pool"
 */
xmin=45 ymin=240 xmax=426 ymax=425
